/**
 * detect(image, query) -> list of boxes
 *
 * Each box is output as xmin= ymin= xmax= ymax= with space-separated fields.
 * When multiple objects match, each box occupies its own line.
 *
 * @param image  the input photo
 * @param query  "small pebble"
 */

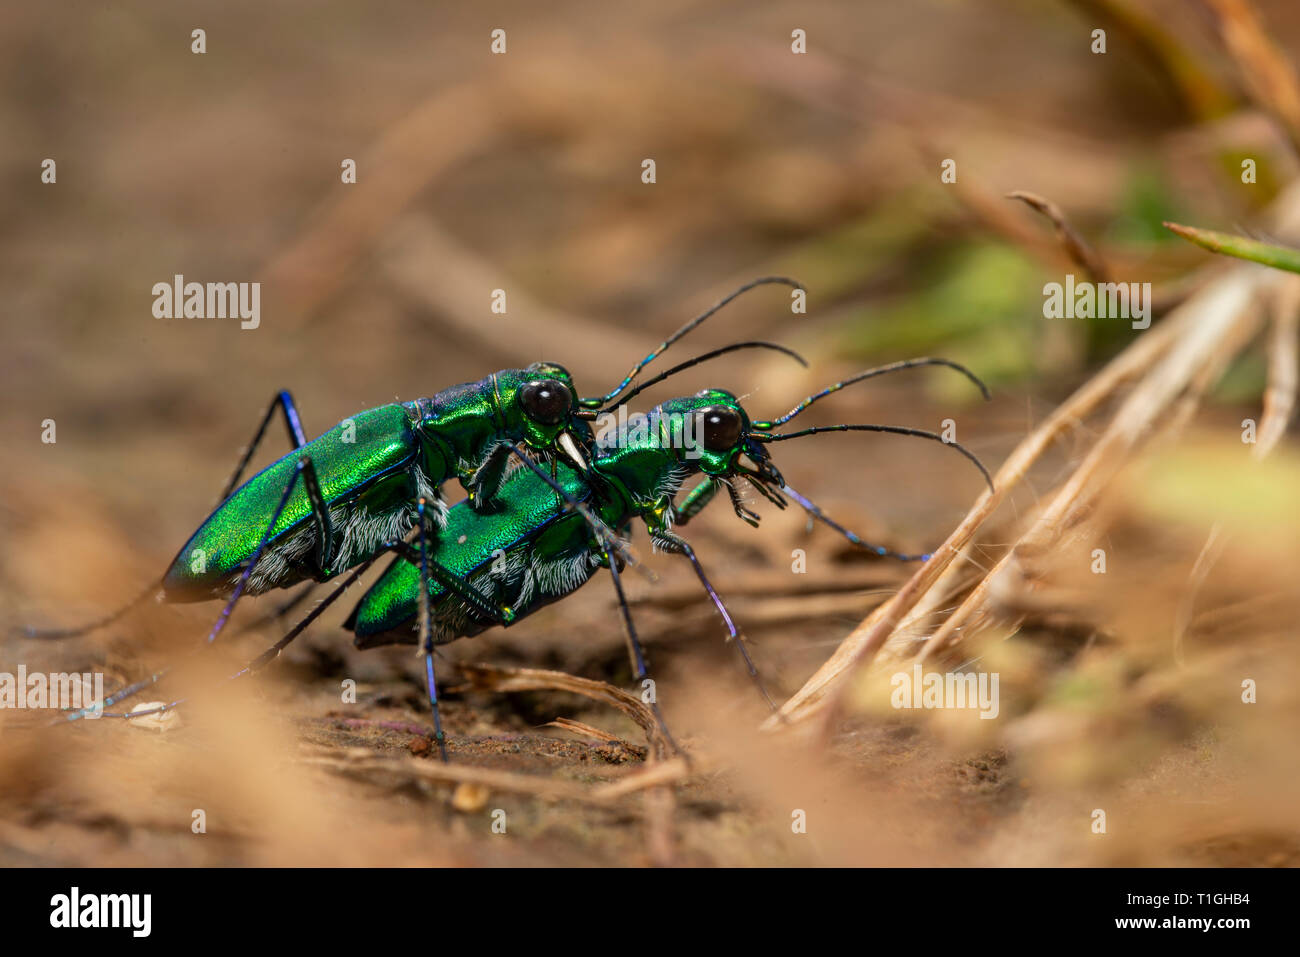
xmin=450 ymin=782 xmax=490 ymax=813
xmin=127 ymin=702 xmax=182 ymax=732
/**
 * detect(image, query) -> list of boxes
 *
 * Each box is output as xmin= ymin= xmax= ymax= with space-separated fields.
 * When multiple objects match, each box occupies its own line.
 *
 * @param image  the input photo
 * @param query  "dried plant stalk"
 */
xmin=1257 ymin=276 xmax=1300 ymax=457
xmin=1205 ymin=0 xmax=1300 ymax=157
xmin=1007 ymin=190 xmax=1111 ymax=282
xmin=771 ymin=182 xmax=1300 ymax=729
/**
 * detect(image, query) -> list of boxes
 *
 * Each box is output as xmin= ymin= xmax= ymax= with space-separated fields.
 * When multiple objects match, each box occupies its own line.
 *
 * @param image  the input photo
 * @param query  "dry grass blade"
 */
xmin=1007 ymin=190 xmax=1111 ymax=282
xmin=1258 ymin=276 xmax=1300 ymax=458
xmin=588 ymin=757 xmax=695 ymax=801
xmin=912 ymin=265 xmax=1266 ymax=665
xmin=1064 ymin=0 xmax=1238 ymax=121
xmin=1204 ymin=0 xmax=1300 ymax=157
xmin=261 ymin=82 xmax=501 ymax=324
xmin=771 ymin=181 xmax=1300 ymax=730
xmin=1173 ymin=524 xmax=1228 ymax=668
xmin=300 ymin=751 xmax=596 ymax=803
xmin=381 ymin=216 xmax=650 ymax=366
xmin=545 ymin=717 xmax=627 ymax=745
xmin=765 ymin=284 xmax=1185 ymax=726
xmin=456 ymin=663 xmax=671 ymax=758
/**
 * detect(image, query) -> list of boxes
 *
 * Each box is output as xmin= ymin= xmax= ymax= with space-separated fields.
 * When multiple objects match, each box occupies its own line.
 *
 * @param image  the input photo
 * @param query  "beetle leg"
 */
xmin=68 ymin=558 xmax=382 ymax=722
xmin=62 ymin=456 xmax=322 ymax=721
xmin=465 ymin=442 xmax=511 ymax=512
xmin=671 ymin=477 xmax=720 ymax=527
xmin=650 ymin=530 xmax=778 ymax=713
xmin=297 ymin=455 xmax=335 ymax=576
xmin=414 ymin=500 xmax=449 ymax=761
xmin=599 ymin=539 xmax=680 ymax=758
xmin=218 ymin=390 xmax=309 ymax=502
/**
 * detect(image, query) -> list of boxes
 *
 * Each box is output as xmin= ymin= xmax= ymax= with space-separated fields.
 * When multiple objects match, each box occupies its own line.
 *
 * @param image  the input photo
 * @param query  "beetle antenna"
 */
xmin=20 ymin=579 xmax=162 ymax=640
xmin=751 ymin=423 xmax=994 ymax=492
xmin=781 ymin=484 xmax=932 ymax=562
xmin=751 ymin=358 xmax=990 ymax=429
xmin=581 ymin=277 xmax=803 ymax=408
xmin=600 ymin=341 xmax=807 ymax=412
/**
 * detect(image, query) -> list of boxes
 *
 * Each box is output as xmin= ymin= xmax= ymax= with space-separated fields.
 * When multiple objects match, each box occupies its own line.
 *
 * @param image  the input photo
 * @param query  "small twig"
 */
xmin=589 ymin=757 xmax=695 ymax=801
xmin=457 ymin=663 xmax=671 ymax=758
xmin=545 ymin=717 xmax=626 ymax=745
xmin=1007 ymin=191 xmax=1111 ymax=282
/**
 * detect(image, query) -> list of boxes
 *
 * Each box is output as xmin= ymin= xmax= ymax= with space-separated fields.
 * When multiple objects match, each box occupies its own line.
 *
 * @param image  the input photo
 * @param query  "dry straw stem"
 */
xmin=1257 ymin=276 xmax=1300 ymax=457
xmin=261 ymin=81 xmax=501 ymax=322
xmin=769 ymin=181 xmax=1300 ymax=732
xmin=301 ymin=660 xmax=698 ymax=812
xmin=1204 ymin=0 xmax=1300 ymax=157
xmin=457 ymin=663 xmax=673 ymax=758
xmin=457 ymin=663 xmax=684 ymax=862
xmin=300 ymin=748 xmax=692 ymax=808
xmin=1006 ymin=191 xmax=1111 ymax=282
xmin=1065 ymin=0 xmax=1238 ymax=121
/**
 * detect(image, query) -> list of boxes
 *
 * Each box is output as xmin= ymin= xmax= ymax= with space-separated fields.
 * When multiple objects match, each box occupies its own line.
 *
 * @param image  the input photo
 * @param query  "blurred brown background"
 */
xmin=3 ymin=1 xmax=1300 ymax=866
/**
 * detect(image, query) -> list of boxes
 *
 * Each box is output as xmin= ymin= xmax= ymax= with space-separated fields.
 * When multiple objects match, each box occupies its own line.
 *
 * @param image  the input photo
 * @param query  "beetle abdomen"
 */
xmin=162 ymin=403 xmax=428 ymax=601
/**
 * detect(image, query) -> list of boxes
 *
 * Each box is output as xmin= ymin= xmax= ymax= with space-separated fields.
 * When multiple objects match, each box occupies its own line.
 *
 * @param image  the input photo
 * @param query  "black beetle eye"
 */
xmin=518 ymin=379 xmax=572 ymax=426
xmin=699 ymin=406 xmax=742 ymax=452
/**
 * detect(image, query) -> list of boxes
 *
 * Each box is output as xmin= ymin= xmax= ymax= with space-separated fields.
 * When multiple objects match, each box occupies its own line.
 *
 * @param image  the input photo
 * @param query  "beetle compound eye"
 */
xmin=699 ymin=406 xmax=742 ymax=452
xmin=518 ymin=379 xmax=572 ymax=426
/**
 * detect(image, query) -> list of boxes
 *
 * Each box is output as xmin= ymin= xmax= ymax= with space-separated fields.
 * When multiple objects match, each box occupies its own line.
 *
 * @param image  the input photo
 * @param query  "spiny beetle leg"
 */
xmin=503 ymin=441 xmax=652 ymax=582
xmin=20 ymin=578 xmax=161 ymax=641
xmin=218 ymin=390 xmax=308 ymax=503
xmin=651 ymin=530 xmax=779 ymax=714
xmin=601 ymin=540 xmax=681 ymax=759
xmin=69 ymin=558 xmax=381 ymax=723
xmin=26 ymin=391 xmax=311 ymax=643
xmin=297 ymin=455 xmax=335 ymax=575
xmin=62 ymin=455 xmax=319 ymax=717
xmin=415 ymin=499 xmax=449 ymax=761
xmin=466 ymin=443 xmax=511 ymax=513
xmin=65 ymin=455 xmax=323 ymax=720
xmin=671 ymin=478 xmax=719 ymax=528
xmin=232 ymin=580 xmax=317 ymax=637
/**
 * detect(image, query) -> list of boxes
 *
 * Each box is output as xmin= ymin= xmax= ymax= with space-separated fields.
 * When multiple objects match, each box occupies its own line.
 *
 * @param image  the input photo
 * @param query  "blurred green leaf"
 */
xmin=1165 ymin=221 xmax=1300 ymax=274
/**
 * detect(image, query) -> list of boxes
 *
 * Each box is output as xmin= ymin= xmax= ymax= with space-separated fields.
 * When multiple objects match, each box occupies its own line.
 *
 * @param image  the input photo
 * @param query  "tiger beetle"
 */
xmin=23 ymin=277 xmax=803 ymax=654
xmin=74 ymin=358 xmax=993 ymax=762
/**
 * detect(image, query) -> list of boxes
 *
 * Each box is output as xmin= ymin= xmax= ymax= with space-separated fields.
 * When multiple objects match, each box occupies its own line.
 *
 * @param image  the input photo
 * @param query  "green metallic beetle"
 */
xmin=25 ymin=279 xmax=803 ymax=646
xmin=65 ymin=359 xmax=993 ymax=754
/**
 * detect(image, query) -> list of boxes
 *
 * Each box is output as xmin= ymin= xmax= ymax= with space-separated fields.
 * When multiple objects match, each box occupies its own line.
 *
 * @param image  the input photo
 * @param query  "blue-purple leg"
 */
xmin=651 ymin=530 xmax=779 ymax=713
xmin=416 ymin=499 xmax=449 ymax=761
xmin=22 ymin=392 xmax=311 ymax=642
xmin=219 ymin=390 xmax=309 ymax=501
xmin=601 ymin=540 xmax=681 ymax=757
xmin=63 ymin=456 xmax=325 ymax=721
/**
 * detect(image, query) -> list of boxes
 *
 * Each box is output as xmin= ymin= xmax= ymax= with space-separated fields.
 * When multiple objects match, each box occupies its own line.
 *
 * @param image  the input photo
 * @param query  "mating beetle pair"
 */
xmin=30 ymin=278 xmax=993 ymax=762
